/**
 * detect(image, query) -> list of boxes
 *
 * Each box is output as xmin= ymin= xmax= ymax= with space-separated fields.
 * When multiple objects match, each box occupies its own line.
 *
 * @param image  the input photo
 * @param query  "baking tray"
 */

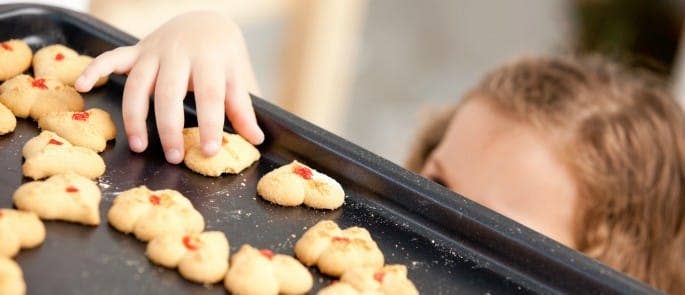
xmin=0 ymin=4 xmax=658 ymax=295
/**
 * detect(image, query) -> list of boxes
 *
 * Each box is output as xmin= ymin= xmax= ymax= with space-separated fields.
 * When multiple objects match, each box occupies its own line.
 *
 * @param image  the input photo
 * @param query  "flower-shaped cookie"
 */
xmin=225 ymin=244 xmax=313 ymax=295
xmin=0 ymin=257 xmax=25 ymax=295
xmin=318 ymin=265 xmax=419 ymax=295
xmin=0 ymin=209 xmax=46 ymax=258
xmin=0 ymin=103 xmax=16 ymax=135
xmin=257 ymin=161 xmax=345 ymax=210
xmin=0 ymin=75 xmax=84 ymax=121
xmin=182 ymin=127 xmax=260 ymax=177
xmin=0 ymin=39 xmax=32 ymax=81
xmin=38 ymin=108 xmax=117 ymax=152
xmin=108 ymin=186 xmax=205 ymax=241
xmin=13 ymin=173 xmax=102 ymax=225
xmin=33 ymin=44 xmax=107 ymax=87
xmin=146 ymin=231 xmax=229 ymax=284
xmin=22 ymin=131 xmax=106 ymax=180
xmin=294 ymin=220 xmax=384 ymax=277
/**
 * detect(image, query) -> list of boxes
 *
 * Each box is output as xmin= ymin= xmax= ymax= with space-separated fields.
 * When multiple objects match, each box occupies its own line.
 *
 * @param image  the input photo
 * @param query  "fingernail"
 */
xmin=203 ymin=141 xmax=220 ymax=156
xmin=253 ymin=129 xmax=265 ymax=145
xmin=166 ymin=149 xmax=183 ymax=164
xmin=129 ymin=136 xmax=145 ymax=153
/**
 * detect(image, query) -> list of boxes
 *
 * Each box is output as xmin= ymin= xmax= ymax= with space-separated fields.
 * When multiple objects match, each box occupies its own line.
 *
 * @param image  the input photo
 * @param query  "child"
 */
xmin=76 ymin=12 xmax=683 ymax=293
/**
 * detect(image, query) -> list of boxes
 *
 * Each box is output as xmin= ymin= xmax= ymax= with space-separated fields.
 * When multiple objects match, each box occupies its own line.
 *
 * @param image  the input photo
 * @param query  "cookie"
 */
xmin=33 ymin=44 xmax=107 ymax=87
xmin=147 ymin=231 xmax=229 ymax=284
xmin=0 ymin=75 xmax=84 ymax=120
xmin=0 ymin=257 xmax=25 ymax=295
xmin=225 ymin=244 xmax=313 ymax=295
xmin=0 ymin=209 xmax=46 ymax=258
xmin=294 ymin=220 xmax=384 ymax=277
xmin=0 ymin=103 xmax=16 ymax=135
xmin=182 ymin=127 xmax=260 ymax=177
xmin=318 ymin=265 xmax=419 ymax=295
xmin=0 ymin=39 xmax=32 ymax=81
xmin=38 ymin=108 xmax=116 ymax=152
xmin=13 ymin=173 xmax=101 ymax=225
xmin=108 ymin=186 xmax=205 ymax=241
xmin=257 ymin=161 xmax=345 ymax=210
xmin=22 ymin=131 xmax=106 ymax=180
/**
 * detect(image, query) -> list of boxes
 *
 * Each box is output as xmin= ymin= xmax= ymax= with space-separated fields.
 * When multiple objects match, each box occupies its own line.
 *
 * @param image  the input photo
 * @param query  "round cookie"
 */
xmin=0 ymin=103 xmax=16 ymax=135
xmin=182 ymin=127 xmax=260 ymax=177
xmin=14 ymin=173 xmax=102 ymax=225
xmin=0 ymin=75 xmax=84 ymax=121
xmin=0 ymin=257 xmax=25 ymax=295
xmin=38 ymin=108 xmax=117 ymax=152
xmin=318 ymin=265 xmax=419 ymax=295
xmin=108 ymin=186 xmax=205 ymax=241
xmin=294 ymin=220 xmax=384 ymax=277
xmin=147 ymin=231 xmax=229 ymax=284
xmin=225 ymin=244 xmax=313 ymax=295
xmin=33 ymin=44 xmax=107 ymax=87
xmin=0 ymin=209 xmax=46 ymax=258
xmin=257 ymin=161 xmax=345 ymax=210
xmin=0 ymin=39 xmax=32 ymax=81
xmin=22 ymin=131 xmax=106 ymax=180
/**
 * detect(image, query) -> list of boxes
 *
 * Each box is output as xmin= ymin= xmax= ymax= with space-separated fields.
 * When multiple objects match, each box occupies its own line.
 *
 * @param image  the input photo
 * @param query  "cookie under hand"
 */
xmin=38 ymin=108 xmax=117 ymax=152
xmin=0 ymin=75 xmax=83 ymax=121
xmin=108 ymin=186 xmax=205 ymax=241
xmin=257 ymin=161 xmax=345 ymax=210
xmin=294 ymin=220 xmax=384 ymax=277
xmin=147 ymin=231 xmax=229 ymax=284
xmin=0 ymin=209 xmax=45 ymax=258
xmin=0 ymin=257 xmax=25 ymax=295
xmin=33 ymin=44 xmax=107 ymax=87
xmin=225 ymin=244 xmax=313 ymax=295
xmin=182 ymin=127 xmax=260 ymax=177
xmin=318 ymin=265 xmax=419 ymax=295
xmin=14 ymin=173 xmax=102 ymax=226
xmin=0 ymin=39 xmax=32 ymax=81
xmin=22 ymin=131 xmax=106 ymax=180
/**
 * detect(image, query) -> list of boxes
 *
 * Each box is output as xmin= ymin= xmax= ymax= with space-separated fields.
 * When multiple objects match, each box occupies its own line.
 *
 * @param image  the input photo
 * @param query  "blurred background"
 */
xmin=5 ymin=0 xmax=685 ymax=164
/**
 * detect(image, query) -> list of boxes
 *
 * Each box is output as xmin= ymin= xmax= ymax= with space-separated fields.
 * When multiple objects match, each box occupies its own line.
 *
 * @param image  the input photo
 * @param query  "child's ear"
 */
xmin=405 ymin=104 xmax=458 ymax=172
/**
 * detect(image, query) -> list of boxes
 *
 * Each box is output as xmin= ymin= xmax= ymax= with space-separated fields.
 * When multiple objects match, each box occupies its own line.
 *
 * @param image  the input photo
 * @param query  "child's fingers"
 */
xmin=122 ymin=56 xmax=159 ymax=153
xmin=192 ymin=60 xmax=226 ymax=156
xmin=75 ymin=46 xmax=138 ymax=92
xmin=225 ymin=69 xmax=264 ymax=145
xmin=154 ymin=56 xmax=191 ymax=164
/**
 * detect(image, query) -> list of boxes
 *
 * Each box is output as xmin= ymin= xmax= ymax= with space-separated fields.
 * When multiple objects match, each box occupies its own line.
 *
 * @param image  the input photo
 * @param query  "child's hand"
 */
xmin=74 ymin=11 xmax=264 ymax=164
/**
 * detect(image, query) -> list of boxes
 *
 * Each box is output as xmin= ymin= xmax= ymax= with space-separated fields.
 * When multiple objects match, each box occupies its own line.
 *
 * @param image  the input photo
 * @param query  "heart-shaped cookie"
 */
xmin=182 ymin=127 xmax=260 ymax=177
xmin=0 ymin=102 xmax=16 ymax=135
xmin=39 ymin=108 xmax=117 ymax=152
xmin=33 ymin=44 xmax=107 ymax=87
xmin=22 ymin=131 xmax=106 ymax=180
xmin=257 ymin=161 xmax=345 ymax=210
xmin=0 ymin=257 xmax=25 ymax=295
xmin=0 ymin=39 xmax=32 ymax=81
xmin=0 ymin=208 xmax=45 ymax=258
xmin=318 ymin=265 xmax=419 ymax=295
xmin=0 ymin=75 xmax=84 ymax=121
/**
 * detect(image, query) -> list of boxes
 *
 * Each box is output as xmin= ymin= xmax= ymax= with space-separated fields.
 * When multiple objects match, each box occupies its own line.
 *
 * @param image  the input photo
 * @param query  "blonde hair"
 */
xmin=408 ymin=56 xmax=685 ymax=293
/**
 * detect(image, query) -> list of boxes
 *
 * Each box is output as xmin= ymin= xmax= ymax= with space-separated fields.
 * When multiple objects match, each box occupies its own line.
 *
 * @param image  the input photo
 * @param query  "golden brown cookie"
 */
xmin=0 ymin=75 xmax=84 ymax=121
xmin=225 ymin=244 xmax=313 ymax=295
xmin=38 ymin=108 xmax=116 ymax=152
xmin=294 ymin=220 xmax=384 ymax=277
xmin=22 ymin=131 xmax=106 ymax=180
xmin=0 ymin=103 xmax=16 ymax=135
xmin=33 ymin=44 xmax=107 ymax=87
xmin=0 ymin=39 xmax=32 ymax=81
xmin=257 ymin=161 xmax=345 ymax=210
xmin=108 ymin=186 xmax=205 ymax=241
xmin=0 ymin=209 xmax=45 ymax=258
xmin=147 ymin=231 xmax=229 ymax=284
xmin=13 ymin=173 xmax=102 ymax=225
xmin=318 ymin=265 xmax=419 ymax=295
xmin=182 ymin=127 xmax=260 ymax=177
xmin=0 ymin=257 xmax=25 ymax=295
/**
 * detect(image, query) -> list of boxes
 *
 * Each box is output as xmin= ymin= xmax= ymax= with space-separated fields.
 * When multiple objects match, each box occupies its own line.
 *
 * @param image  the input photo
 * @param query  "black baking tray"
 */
xmin=0 ymin=4 xmax=658 ymax=295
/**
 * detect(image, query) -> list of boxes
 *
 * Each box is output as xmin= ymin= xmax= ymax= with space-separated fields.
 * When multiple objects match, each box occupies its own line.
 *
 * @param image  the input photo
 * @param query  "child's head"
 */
xmin=408 ymin=56 xmax=685 ymax=293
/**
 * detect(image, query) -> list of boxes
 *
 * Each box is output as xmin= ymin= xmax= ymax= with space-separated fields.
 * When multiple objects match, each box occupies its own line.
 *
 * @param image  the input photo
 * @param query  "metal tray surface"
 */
xmin=0 ymin=4 xmax=658 ymax=295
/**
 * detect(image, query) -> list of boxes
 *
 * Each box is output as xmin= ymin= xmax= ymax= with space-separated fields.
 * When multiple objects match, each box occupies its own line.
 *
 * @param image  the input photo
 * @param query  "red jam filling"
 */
xmin=373 ymin=271 xmax=385 ymax=283
xmin=66 ymin=186 xmax=79 ymax=193
xmin=149 ymin=195 xmax=161 ymax=205
xmin=48 ymin=138 xmax=63 ymax=145
xmin=1 ymin=42 xmax=11 ymax=51
xmin=31 ymin=78 xmax=47 ymax=90
xmin=55 ymin=53 xmax=65 ymax=61
xmin=0 ymin=210 xmax=3 ymax=218
xmin=259 ymin=249 xmax=275 ymax=259
xmin=293 ymin=166 xmax=313 ymax=180
xmin=183 ymin=236 xmax=199 ymax=250
xmin=332 ymin=236 xmax=350 ymax=243
xmin=72 ymin=112 xmax=90 ymax=121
